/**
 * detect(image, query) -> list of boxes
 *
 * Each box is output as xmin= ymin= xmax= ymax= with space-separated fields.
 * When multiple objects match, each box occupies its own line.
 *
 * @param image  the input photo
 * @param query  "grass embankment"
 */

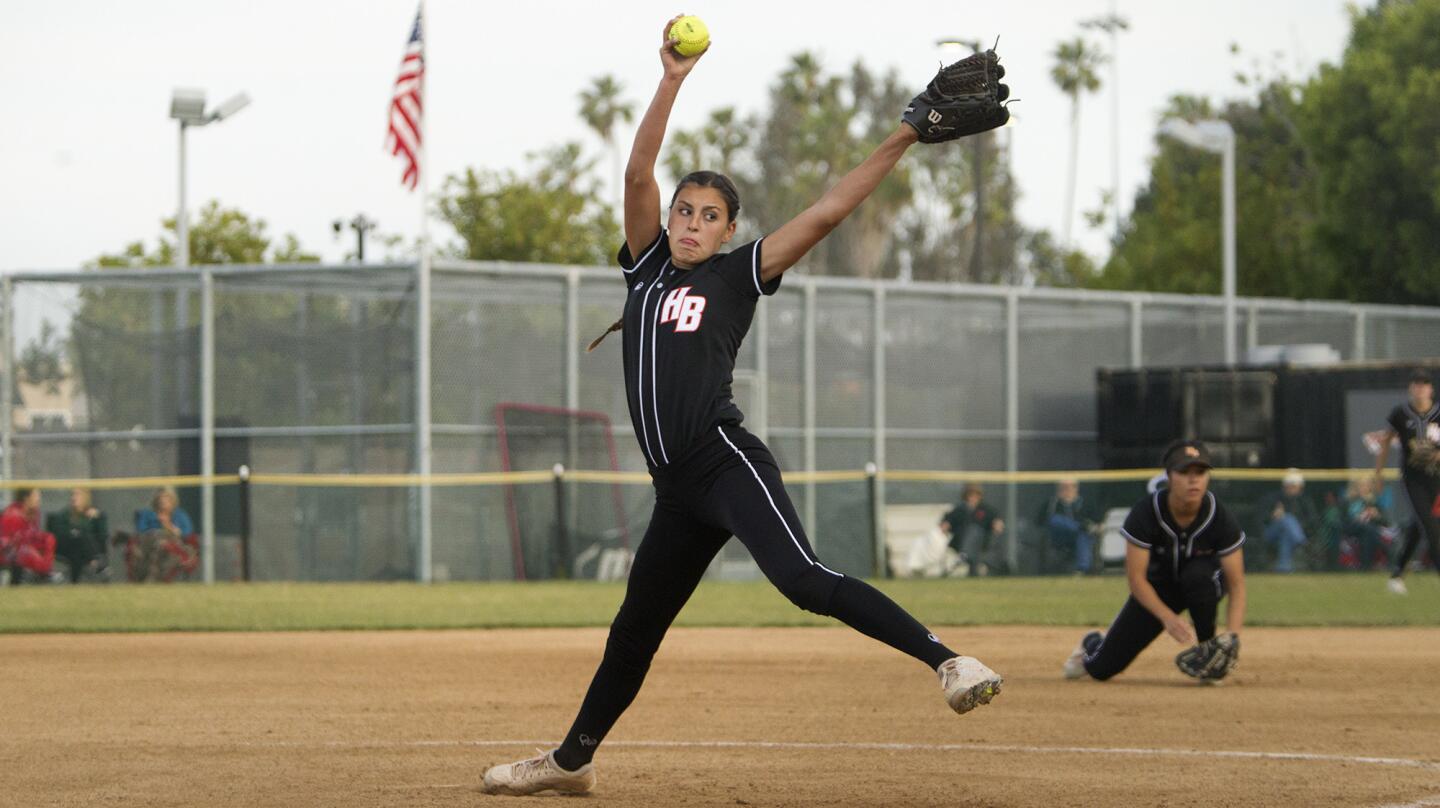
xmin=0 ymin=574 xmax=1433 ymax=633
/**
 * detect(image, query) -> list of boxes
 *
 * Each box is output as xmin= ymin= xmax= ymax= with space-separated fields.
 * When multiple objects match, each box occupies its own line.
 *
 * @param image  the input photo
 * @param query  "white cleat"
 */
xmin=1387 ymin=577 xmax=1408 ymax=595
xmin=938 ymin=655 xmax=1003 ymax=715
xmin=1063 ymin=644 xmax=1088 ymax=680
xmin=1063 ymin=630 xmax=1104 ymax=680
xmin=480 ymin=749 xmax=595 ymax=797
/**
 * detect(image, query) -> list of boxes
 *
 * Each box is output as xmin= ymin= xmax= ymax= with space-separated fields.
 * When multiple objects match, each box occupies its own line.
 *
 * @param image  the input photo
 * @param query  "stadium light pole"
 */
xmin=1157 ymin=118 xmax=1237 ymax=364
xmin=170 ymin=89 xmax=251 ymax=267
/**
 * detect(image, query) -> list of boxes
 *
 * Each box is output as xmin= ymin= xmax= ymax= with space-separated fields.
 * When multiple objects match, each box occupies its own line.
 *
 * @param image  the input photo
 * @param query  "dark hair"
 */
xmin=11 ymin=487 xmax=34 ymax=505
xmin=671 ymin=171 xmax=741 ymax=222
xmin=1410 ymin=368 xmax=1434 ymax=386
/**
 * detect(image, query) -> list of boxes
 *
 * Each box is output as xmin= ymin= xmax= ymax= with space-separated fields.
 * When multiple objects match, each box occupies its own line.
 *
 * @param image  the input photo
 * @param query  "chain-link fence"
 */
xmin=4 ymin=261 xmax=1438 ymax=582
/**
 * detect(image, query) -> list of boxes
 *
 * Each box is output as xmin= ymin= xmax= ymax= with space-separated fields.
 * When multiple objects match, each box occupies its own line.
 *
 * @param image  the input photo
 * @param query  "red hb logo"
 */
xmin=659 ymin=286 xmax=706 ymax=332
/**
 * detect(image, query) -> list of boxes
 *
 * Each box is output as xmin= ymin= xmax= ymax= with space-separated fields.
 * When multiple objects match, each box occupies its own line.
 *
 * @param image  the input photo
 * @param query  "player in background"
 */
xmin=1367 ymin=369 xmax=1440 ymax=595
xmin=480 ymin=15 xmax=1008 ymax=797
xmin=1062 ymin=440 xmax=1247 ymax=683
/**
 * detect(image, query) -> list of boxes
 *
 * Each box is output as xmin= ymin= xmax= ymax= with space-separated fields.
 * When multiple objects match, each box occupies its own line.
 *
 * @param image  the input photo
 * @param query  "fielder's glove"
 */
xmin=902 ymin=47 xmax=1011 ymax=143
xmin=1406 ymin=437 xmax=1440 ymax=476
xmin=1175 ymin=632 xmax=1239 ymax=681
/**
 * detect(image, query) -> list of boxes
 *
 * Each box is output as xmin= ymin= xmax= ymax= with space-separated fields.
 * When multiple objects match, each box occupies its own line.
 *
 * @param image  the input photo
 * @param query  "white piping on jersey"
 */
xmin=651 ymin=268 xmax=670 ymax=464
xmin=1217 ymin=531 xmax=1246 ymax=556
xmin=749 ymin=238 xmax=765 ymax=297
xmin=1404 ymin=402 xmax=1440 ymax=424
xmin=623 ymin=234 xmax=664 ymax=274
xmin=717 ymin=426 xmax=841 ymax=578
xmin=634 ymin=267 xmax=664 ymax=466
xmin=1150 ymin=490 xmax=1218 ymax=579
xmin=1150 ymin=492 xmax=1179 ymax=579
xmin=1119 ymin=526 xmax=1149 ymax=549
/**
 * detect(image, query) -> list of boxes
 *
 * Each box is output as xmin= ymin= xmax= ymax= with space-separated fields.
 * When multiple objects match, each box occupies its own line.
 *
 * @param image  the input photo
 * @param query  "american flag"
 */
xmin=387 ymin=4 xmax=424 ymax=191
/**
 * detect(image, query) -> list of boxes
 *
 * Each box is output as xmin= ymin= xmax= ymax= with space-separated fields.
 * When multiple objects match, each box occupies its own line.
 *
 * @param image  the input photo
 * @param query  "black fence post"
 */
xmin=553 ymin=463 xmax=568 ymax=579
xmin=867 ymin=462 xmax=883 ymax=577
xmin=238 ymin=464 xmax=252 ymax=582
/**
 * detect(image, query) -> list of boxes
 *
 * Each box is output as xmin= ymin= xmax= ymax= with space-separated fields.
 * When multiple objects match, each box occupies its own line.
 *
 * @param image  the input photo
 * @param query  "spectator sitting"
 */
xmin=45 ymin=487 xmax=109 ymax=583
xmin=1260 ymin=469 xmax=1319 ymax=573
xmin=1 ymin=487 xmax=60 ymax=584
xmin=130 ymin=487 xmax=198 ymax=582
xmin=941 ymin=484 xmax=1005 ymax=577
xmin=1037 ymin=478 xmax=1099 ymax=575
xmin=1343 ymin=475 xmax=1396 ymax=571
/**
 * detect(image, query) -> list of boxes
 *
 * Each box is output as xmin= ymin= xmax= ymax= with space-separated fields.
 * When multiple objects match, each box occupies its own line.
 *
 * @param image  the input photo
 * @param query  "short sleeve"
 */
xmin=709 ymin=238 xmax=779 ymax=299
xmin=1120 ymin=496 xmax=1155 ymax=549
xmin=1386 ymin=406 xmax=1405 ymax=434
xmin=617 ymin=231 xmax=670 ymax=287
xmin=1212 ymin=503 xmax=1247 ymax=556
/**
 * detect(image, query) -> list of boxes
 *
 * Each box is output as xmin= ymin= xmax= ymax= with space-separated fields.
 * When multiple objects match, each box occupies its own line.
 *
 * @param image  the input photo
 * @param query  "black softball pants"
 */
xmin=553 ymin=426 xmax=957 ymax=769
xmin=1391 ymin=473 xmax=1440 ymax=577
xmin=1082 ymin=560 xmax=1225 ymax=681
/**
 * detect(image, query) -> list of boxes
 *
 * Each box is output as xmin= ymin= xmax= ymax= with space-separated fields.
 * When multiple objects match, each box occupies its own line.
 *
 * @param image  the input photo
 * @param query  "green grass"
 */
xmin=0 ymin=574 xmax=1434 ymax=634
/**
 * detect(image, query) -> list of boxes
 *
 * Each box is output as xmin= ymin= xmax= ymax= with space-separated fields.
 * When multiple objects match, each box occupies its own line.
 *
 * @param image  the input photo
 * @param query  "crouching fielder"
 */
xmin=480 ymin=14 xmax=1011 ymax=798
xmin=1063 ymin=441 xmax=1247 ymax=684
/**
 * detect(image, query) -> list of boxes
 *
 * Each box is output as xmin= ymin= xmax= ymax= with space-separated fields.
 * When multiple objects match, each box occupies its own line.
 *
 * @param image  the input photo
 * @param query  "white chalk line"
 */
xmin=1372 ymin=798 xmax=1440 ymax=808
xmin=233 ymin=737 xmax=1440 ymax=773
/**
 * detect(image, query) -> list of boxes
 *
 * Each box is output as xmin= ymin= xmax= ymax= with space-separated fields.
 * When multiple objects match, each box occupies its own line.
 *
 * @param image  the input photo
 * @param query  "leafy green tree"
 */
xmin=436 ymin=143 xmax=620 ymax=265
xmin=1098 ymin=85 xmax=1318 ymax=298
xmin=1301 ymin=0 xmax=1440 ymax=304
xmin=662 ymin=106 xmax=752 ymax=183
xmin=74 ymin=203 xmax=357 ymax=441
xmin=95 ymin=201 xmax=318 ymax=267
xmin=20 ymin=319 xmax=66 ymax=395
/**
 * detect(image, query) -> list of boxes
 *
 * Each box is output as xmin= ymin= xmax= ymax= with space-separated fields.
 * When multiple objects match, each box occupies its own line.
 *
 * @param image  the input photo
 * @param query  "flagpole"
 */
xmin=414 ymin=0 xmax=434 ymax=584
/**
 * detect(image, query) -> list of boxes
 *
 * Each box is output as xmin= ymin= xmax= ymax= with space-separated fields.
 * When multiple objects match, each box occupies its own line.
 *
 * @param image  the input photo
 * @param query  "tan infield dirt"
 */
xmin=2 ymin=626 xmax=1437 ymax=807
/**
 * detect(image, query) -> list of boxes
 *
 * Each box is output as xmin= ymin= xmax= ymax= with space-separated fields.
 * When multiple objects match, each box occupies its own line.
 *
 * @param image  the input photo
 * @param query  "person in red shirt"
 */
xmin=2 ymin=487 xmax=58 ymax=583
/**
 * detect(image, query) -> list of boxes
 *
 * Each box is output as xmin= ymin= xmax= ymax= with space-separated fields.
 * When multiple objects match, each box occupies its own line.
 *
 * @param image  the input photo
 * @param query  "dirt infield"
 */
xmin=5 ymin=626 xmax=1437 ymax=807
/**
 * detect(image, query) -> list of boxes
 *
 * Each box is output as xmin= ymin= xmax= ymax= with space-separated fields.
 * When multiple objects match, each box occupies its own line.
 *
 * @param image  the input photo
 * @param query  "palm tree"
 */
xmin=1051 ymin=37 xmax=1106 ymax=247
xmin=578 ymin=75 xmax=635 ymax=208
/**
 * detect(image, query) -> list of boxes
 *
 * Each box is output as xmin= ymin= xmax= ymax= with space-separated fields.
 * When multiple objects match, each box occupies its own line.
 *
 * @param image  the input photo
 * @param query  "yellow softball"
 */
xmin=669 ymin=15 xmax=709 ymax=57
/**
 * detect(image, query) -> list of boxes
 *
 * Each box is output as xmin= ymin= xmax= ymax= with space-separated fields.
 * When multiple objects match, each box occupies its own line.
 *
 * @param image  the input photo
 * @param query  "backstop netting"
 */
xmin=495 ymin=403 xmax=631 ymax=580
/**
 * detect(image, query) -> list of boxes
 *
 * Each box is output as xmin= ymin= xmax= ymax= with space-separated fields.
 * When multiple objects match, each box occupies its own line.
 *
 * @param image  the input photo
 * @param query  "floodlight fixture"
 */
xmin=170 ymin=88 xmax=208 ymax=125
xmin=170 ymin=86 xmax=251 ymax=267
xmin=1157 ymin=118 xmax=1233 ymax=154
xmin=210 ymin=92 xmax=251 ymax=123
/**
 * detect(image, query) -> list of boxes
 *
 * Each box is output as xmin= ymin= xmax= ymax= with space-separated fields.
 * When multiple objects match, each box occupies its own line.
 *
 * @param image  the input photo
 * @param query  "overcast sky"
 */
xmin=2 ymin=1 xmax=1363 ymax=272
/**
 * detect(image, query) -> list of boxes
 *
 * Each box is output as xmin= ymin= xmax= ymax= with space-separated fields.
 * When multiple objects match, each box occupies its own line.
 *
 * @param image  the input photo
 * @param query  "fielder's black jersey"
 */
xmin=1386 ymin=402 xmax=1440 ymax=479
xmin=1120 ymin=490 xmax=1244 ymax=582
xmin=617 ymin=231 xmax=780 ymax=468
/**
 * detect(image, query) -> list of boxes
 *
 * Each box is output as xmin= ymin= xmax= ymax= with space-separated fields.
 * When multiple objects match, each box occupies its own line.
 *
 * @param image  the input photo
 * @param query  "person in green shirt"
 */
xmin=45 ymin=488 xmax=108 ymax=583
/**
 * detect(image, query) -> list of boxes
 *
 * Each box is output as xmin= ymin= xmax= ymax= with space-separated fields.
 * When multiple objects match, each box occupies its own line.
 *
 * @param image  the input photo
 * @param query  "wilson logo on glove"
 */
xmin=900 ymin=45 xmax=1012 ymax=144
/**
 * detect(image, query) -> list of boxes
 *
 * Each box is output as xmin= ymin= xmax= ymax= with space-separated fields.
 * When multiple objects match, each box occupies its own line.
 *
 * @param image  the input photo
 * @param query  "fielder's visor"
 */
xmin=1161 ymin=440 xmax=1213 ymax=473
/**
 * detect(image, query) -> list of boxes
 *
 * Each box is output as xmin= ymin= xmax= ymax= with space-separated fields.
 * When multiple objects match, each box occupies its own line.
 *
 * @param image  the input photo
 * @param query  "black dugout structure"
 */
xmin=1097 ymin=360 xmax=1440 ymax=470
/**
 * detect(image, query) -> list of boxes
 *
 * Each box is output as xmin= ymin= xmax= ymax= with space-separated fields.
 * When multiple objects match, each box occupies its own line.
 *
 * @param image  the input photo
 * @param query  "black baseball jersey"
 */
xmin=1120 ymin=490 xmax=1244 ymax=582
xmin=1386 ymin=402 xmax=1440 ymax=479
xmin=617 ymin=231 xmax=780 ymax=468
